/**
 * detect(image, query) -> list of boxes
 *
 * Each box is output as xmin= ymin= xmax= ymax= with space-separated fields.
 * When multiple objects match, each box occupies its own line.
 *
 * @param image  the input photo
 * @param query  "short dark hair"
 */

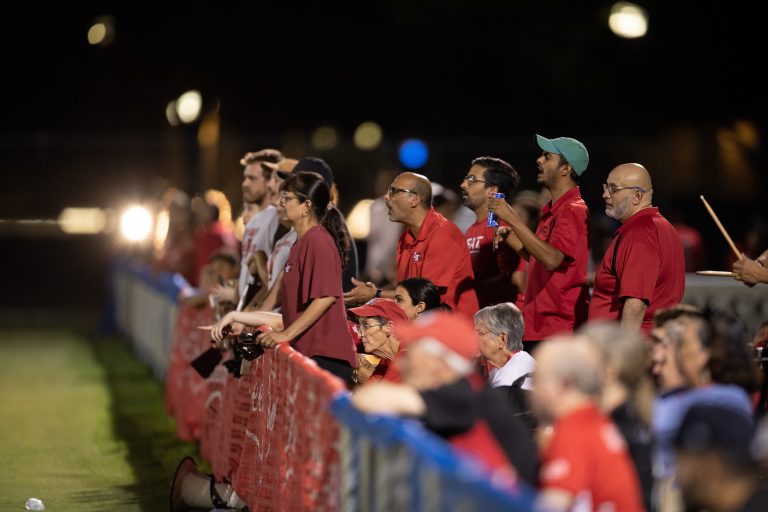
xmin=471 ymin=156 xmax=520 ymax=201
xmin=556 ymin=154 xmax=580 ymax=184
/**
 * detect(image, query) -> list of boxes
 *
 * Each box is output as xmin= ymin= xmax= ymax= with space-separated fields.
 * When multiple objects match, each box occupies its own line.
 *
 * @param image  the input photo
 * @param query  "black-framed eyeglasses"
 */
xmin=602 ymin=183 xmax=646 ymax=195
xmin=387 ymin=186 xmax=418 ymax=198
xmin=462 ymin=175 xmax=487 ymax=186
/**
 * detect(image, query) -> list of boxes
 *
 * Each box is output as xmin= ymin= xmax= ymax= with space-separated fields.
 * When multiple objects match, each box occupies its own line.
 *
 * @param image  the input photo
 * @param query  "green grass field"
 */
xmin=0 ymin=328 xmax=203 ymax=512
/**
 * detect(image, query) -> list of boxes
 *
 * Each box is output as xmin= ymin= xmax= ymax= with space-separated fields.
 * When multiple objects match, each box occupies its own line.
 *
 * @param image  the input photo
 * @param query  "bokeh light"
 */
xmin=176 ymin=90 xmax=202 ymax=124
xmin=120 ymin=205 xmax=153 ymax=242
xmin=346 ymin=199 xmax=374 ymax=239
xmin=87 ymin=16 xmax=115 ymax=46
xmin=609 ymin=2 xmax=649 ymax=39
xmin=398 ymin=138 xmax=429 ymax=169
xmin=58 ymin=207 xmax=107 ymax=234
xmin=311 ymin=126 xmax=339 ymax=150
xmin=166 ymin=100 xmax=180 ymax=126
xmin=354 ymin=122 xmax=383 ymax=150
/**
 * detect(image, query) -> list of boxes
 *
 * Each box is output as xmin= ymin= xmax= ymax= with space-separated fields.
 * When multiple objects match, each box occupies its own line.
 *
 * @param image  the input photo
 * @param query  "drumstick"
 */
xmin=699 ymin=195 xmax=741 ymax=260
xmin=696 ymin=270 xmax=735 ymax=277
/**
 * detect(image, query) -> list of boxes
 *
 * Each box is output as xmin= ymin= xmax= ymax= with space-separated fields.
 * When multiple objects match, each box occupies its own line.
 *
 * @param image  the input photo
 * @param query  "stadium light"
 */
xmin=609 ymin=2 xmax=649 ymax=39
xmin=120 ymin=205 xmax=153 ymax=242
xmin=176 ymin=90 xmax=202 ymax=124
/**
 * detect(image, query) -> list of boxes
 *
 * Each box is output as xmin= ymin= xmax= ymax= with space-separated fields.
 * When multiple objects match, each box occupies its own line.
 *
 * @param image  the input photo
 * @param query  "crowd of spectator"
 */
xmin=158 ymin=136 xmax=768 ymax=511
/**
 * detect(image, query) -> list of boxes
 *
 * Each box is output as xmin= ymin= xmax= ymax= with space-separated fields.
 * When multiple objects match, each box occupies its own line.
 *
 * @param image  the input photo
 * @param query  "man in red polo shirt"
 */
xmin=489 ymin=135 xmax=591 ymax=352
xmin=588 ymin=163 xmax=685 ymax=332
xmin=460 ymin=156 xmax=527 ymax=308
xmin=532 ymin=336 xmax=644 ymax=512
xmin=345 ymin=172 xmax=479 ymax=318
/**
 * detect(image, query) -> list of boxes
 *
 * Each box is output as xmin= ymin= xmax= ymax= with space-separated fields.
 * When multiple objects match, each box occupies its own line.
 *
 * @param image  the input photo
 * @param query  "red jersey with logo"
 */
xmin=589 ymin=207 xmax=685 ymax=332
xmin=465 ymin=219 xmax=527 ymax=308
xmin=541 ymin=404 xmax=643 ymax=512
xmin=523 ymin=187 xmax=590 ymax=341
xmin=281 ymin=225 xmax=357 ymax=367
xmin=396 ymin=208 xmax=479 ymax=318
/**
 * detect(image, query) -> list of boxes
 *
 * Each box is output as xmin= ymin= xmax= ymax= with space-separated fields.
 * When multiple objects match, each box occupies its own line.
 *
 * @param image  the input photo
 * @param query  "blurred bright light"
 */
xmin=166 ymin=100 xmax=180 ymax=126
xmin=205 ymin=189 xmax=233 ymax=229
xmin=87 ymin=24 xmax=107 ymax=45
xmin=234 ymin=215 xmax=246 ymax=241
xmin=197 ymin=112 xmax=220 ymax=148
xmin=609 ymin=2 xmax=649 ymax=39
xmin=120 ymin=205 xmax=153 ymax=242
xmin=398 ymin=138 xmax=429 ymax=169
xmin=87 ymin=16 xmax=115 ymax=46
xmin=354 ymin=122 xmax=383 ymax=150
xmin=176 ymin=90 xmax=202 ymax=124
xmin=153 ymin=209 xmax=170 ymax=252
xmin=347 ymin=199 xmax=374 ymax=239
xmin=311 ymin=126 xmax=339 ymax=150
xmin=733 ymin=120 xmax=759 ymax=149
xmin=58 ymin=207 xmax=107 ymax=234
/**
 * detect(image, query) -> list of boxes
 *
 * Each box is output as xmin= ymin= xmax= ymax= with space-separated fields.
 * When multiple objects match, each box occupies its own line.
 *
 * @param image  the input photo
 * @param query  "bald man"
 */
xmin=533 ymin=337 xmax=643 ymax=512
xmin=344 ymin=172 xmax=479 ymax=318
xmin=588 ymin=163 xmax=685 ymax=332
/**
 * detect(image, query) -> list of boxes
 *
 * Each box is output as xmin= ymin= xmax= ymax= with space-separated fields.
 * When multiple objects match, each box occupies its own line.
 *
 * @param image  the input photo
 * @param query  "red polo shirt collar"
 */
xmin=542 ymin=186 xmax=582 ymax=217
xmin=404 ymin=208 xmax=440 ymax=243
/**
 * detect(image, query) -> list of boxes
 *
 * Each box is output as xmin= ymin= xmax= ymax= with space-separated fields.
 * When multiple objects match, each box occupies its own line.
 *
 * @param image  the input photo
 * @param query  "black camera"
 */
xmin=191 ymin=329 xmax=265 ymax=379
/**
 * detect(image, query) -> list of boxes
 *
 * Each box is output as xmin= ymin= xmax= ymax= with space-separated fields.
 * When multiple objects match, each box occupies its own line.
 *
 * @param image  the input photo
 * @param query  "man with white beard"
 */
xmin=588 ymin=163 xmax=685 ymax=332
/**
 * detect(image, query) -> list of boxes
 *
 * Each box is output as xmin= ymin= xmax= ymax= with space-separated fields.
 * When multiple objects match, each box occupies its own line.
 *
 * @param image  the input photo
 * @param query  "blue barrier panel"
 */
xmin=331 ymin=394 xmax=537 ymax=512
xmin=111 ymin=256 xmax=187 ymax=378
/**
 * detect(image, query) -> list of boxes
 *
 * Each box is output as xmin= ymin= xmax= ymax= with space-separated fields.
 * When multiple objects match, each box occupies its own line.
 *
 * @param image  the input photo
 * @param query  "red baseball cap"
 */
xmin=348 ymin=298 xmax=409 ymax=324
xmin=394 ymin=311 xmax=478 ymax=361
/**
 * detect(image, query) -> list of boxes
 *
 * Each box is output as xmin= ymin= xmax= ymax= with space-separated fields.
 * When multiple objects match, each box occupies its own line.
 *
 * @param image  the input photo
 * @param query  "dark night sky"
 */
xmin=2 ymin=1 xmax=765 ymax=135
xmin=0 ymin=1 xmax=765 ymax=311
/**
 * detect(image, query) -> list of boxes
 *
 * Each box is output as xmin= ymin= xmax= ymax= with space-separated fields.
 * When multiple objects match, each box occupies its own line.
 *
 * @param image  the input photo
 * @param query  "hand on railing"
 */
xmin=211 ymin=312 xmax=241 ymax=343
xmin=257 ymin=329 xmax=291 ymax=349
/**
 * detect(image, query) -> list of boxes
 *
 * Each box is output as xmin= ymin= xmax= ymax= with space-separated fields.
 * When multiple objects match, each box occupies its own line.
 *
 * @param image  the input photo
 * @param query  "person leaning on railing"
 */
xmin=211 ymin=171 xmax=357 ymax=387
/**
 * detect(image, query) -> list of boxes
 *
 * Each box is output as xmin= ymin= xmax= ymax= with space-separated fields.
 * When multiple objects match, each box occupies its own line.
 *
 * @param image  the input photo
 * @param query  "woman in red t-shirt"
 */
xmin=212 ymin=171 xmax=357 ymax=385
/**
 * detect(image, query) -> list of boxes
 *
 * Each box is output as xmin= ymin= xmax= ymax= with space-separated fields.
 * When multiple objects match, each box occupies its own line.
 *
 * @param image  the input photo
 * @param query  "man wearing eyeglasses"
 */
xmin=588 ymin=163 xmax=685 ymax=331
xmin=488 ymin=135 xmax=591 ymax=352
xmin=460 ymin=156 xmax=526 ymax=308
xmin=344 ymin=172 xmax=479 ymax=318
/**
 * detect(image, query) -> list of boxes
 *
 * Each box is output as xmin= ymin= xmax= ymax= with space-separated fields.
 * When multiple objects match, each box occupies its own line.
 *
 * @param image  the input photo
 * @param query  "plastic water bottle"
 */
xmin=487 ymin=192 xmax=505 ymax=227
xmin=25 ymin=498 xmax=45 ymax=511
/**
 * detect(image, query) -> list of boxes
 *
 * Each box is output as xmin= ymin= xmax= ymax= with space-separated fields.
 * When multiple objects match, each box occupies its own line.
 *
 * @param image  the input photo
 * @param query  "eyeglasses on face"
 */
xmin=279 ymin=192 xmax=305 ymax=204
xmin=602 ymin=183 xmax=646 ymax=195
xmin=462 ymin=175 xmax=487 ymax=186
xmin=387 ymin=186 xmax=418 ymax=198
xmin=359 ymin=322 xmax=384 ymax=332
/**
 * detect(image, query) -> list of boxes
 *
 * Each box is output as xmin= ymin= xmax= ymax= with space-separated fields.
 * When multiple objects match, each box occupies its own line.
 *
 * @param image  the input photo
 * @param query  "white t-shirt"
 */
xmin=238 ymin=205 xmax=279 ymax=296
xmin=489 ymin=350 xmax=535 ymax=390
xmin=267 ymin=228 xmax=297 ymax=290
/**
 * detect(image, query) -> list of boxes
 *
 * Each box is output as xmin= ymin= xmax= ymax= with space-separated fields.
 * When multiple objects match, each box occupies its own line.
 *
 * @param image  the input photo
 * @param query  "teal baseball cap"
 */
xmin=535 ymin=134 xmax=589 ymax=175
